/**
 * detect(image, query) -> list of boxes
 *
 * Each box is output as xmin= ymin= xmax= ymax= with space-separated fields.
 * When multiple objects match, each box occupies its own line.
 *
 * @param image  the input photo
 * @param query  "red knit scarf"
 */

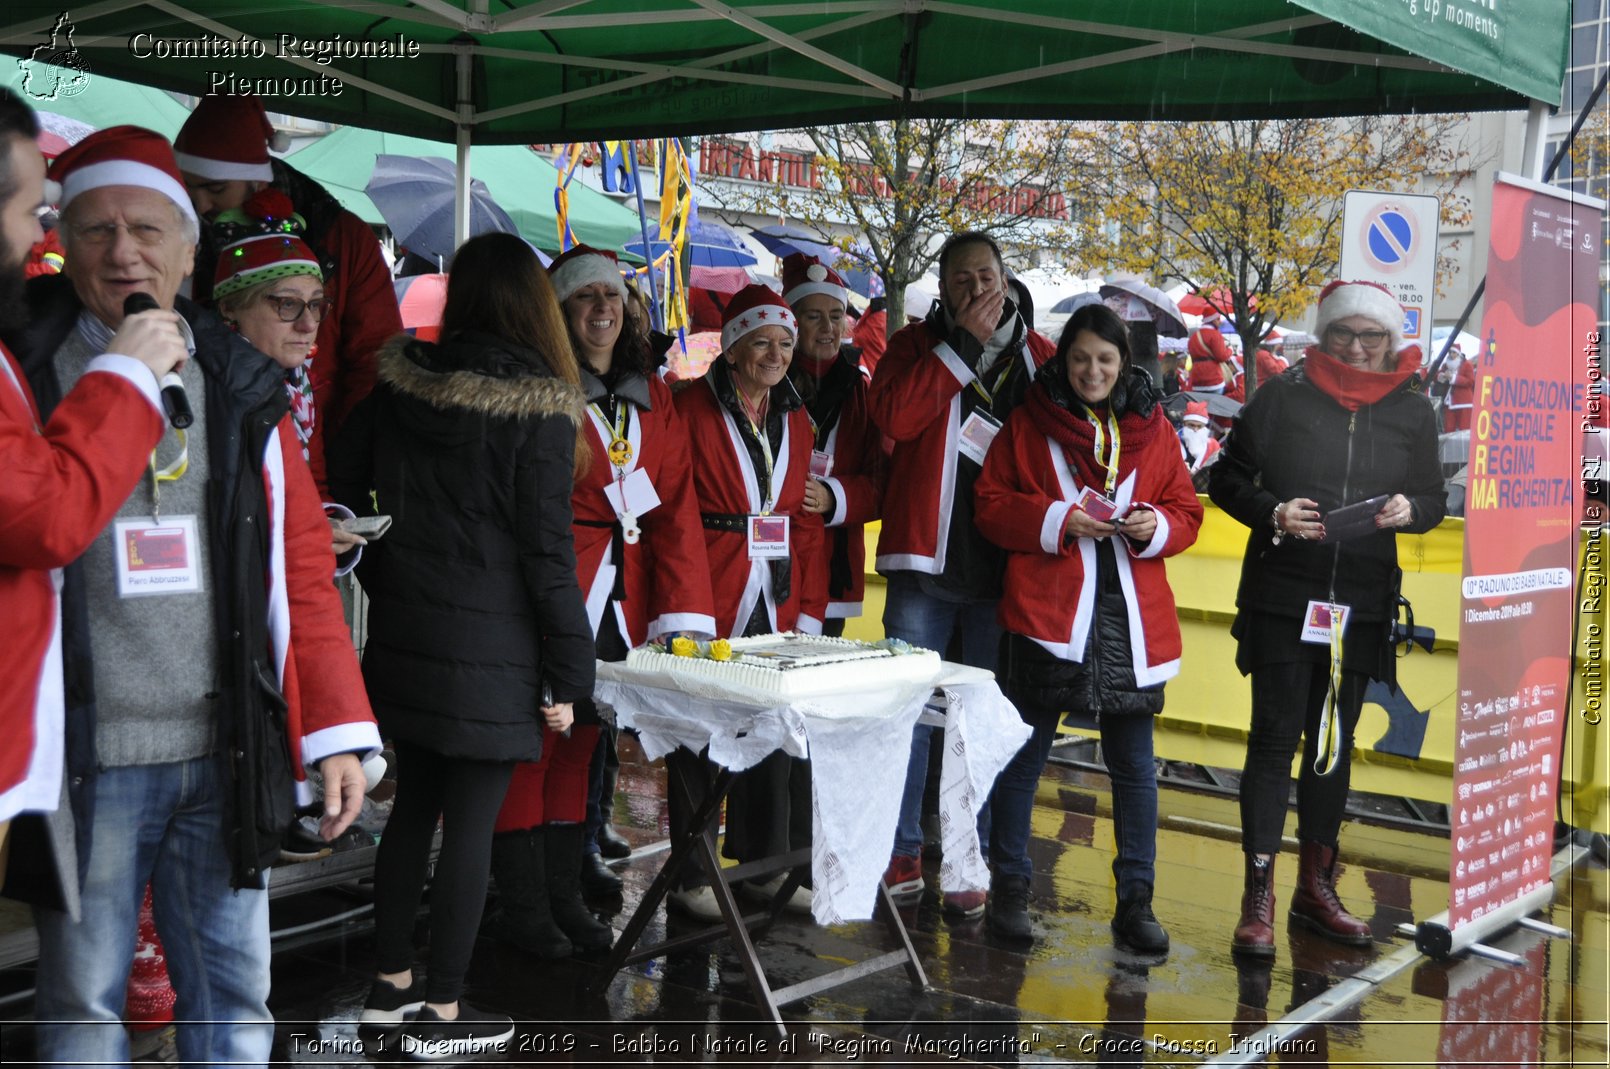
xmin=1025 ymin=384 xmax=1164 ymax=493
xmin=1302 ymin=346 xmax=1419 ymax=411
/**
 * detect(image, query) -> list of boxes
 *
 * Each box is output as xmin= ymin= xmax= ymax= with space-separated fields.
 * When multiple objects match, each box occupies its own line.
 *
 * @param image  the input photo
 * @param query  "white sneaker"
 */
xmin=743 ymin=874 xmax=814 ymax=914
xmin=666 ymin=884 xmax=725 ymax=921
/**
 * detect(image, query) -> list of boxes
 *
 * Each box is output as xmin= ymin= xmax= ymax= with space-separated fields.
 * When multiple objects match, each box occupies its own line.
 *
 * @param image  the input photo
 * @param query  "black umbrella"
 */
xmin=1163 ymin=390 xmax=1242 ymax=419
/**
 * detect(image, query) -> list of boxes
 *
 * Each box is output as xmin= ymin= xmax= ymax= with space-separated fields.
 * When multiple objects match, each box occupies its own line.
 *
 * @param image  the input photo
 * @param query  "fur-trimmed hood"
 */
xmin=377 ymin=331 xmax=584 ymax=425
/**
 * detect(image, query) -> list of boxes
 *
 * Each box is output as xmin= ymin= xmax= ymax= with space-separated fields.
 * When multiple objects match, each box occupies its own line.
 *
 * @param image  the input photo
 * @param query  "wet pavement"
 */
xmin=2 ymin=735 xmax=1605 ymax=1066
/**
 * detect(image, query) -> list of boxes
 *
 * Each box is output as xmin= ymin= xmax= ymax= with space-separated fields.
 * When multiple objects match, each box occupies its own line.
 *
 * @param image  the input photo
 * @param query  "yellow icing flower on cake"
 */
xmin=709 ymin=638 xmax=733 ymax=661
xmin=670 ymin=636 xmax=697 ymax=658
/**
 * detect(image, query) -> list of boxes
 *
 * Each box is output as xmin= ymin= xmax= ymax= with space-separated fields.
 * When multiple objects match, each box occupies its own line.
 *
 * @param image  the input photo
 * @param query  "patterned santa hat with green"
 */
xmin=211 ymin=189 xmax=322 ymax=300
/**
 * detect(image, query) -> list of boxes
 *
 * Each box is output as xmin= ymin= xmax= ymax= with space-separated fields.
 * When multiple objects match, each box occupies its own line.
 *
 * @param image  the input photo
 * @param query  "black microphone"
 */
xmin=123 ymin=293 xmax=192 ymax=430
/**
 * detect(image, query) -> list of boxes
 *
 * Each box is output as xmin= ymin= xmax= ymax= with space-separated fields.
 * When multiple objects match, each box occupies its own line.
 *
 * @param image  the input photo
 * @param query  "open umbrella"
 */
xmin=623 ymin=218 xmax=756 ymax=268
xmin=1099 ymin=277 xmax=1188 ymax=338
xmin=367 ymin=154 xmax=519 ymax=266
xmin=394 ymin=273 xmax=448 ymax=342
xmin=1050 ymin=292 xmax=1104 ymax=315
xmin=35 ymin=111 xmax=94 ymax=158
xmin=749 ymin=224 xmax=881 ymax=297
xmin=1163 ymin=390 xmax=1243 ymax=419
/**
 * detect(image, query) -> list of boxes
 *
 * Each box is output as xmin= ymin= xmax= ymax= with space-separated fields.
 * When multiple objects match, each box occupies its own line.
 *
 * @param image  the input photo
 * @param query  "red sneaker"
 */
xmin=942 ymin=889 xmax=987 ymax=919
xmin=881 ymin=854 xmax=924 ymax=903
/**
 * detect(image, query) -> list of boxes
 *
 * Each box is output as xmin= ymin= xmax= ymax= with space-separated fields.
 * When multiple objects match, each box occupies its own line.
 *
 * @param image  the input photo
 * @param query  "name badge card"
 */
xmin=747 ymin=514 xmax=791 ymax=559
xmin=1300 ymin=600 xmax=1350 ymax=645
xmin=809 ymin=449 xmax=834 ymax=479
xmin=1076 ymin=485 xmax=1121 ymax=523
xmin=114 ymin=516 xmax=203 ymax=598
xmin=603 ymin=467 xmax=661 ymax=520
xmin=957 ymin=410 xmax=1002 ymax=465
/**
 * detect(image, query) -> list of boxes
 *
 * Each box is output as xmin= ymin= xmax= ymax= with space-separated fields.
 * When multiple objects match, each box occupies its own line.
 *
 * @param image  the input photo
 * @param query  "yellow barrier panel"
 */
xmin=849 ymin=500 xmax=1606 ymax=833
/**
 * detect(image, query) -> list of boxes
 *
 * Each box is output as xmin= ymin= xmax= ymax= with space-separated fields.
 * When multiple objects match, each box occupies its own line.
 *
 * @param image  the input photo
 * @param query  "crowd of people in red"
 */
xmin=0 ymin=84 xmax=1453 ymax=1061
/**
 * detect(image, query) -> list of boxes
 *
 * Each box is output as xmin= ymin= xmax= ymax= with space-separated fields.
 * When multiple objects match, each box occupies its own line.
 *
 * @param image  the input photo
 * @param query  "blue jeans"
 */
xmin=988 ymin=710 xmax=1158 ymax=894
xmin=883 ymin=572 xmax=1001 ymax=858
xmin=33 ymin=756 xmax=273 ymax=1067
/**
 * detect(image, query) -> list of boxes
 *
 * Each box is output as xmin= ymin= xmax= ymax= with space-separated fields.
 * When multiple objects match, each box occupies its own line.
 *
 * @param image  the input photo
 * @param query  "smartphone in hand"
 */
xmin=338 ymin=515 xmax=393 ymax=539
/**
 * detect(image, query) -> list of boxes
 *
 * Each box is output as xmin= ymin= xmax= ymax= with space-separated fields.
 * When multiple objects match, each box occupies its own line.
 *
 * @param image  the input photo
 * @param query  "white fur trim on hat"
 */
xmin=721 ymin=302 xmax=796 ymax=352
xmin=173 ymin=151 xmax=273 ymax=183
xmin=1314 ymin=281 xmax=1404 ymax=350
xmin=549 ymin=253 xmax=626 ymax=304
xmin=60 ymin=159 xmax=198 ymax=226
xmin=785 ymin=279 xmax=848 ymax=308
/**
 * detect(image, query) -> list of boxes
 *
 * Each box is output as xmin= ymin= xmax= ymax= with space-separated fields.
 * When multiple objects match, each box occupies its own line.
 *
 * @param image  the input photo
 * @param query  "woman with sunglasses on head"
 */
xmin=211 ymin=191 xmax=367 ymax=565
xmin=1209 ymin=281 xmax=1444 ymax=960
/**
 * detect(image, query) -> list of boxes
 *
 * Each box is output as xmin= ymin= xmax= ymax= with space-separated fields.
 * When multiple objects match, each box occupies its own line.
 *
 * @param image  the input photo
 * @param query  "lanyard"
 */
xmin=148 ymin=429 xmax=189 ymax=523
xmin=1314 ymin=602 xmax=1346 ymax=776
xmin=969 ymin=352 xmax=1016 ymax=407
xmin=1086 ymin=411 xmax=1121 ymax=498
xmin=738 ymin=392 xmax=775 ymax=514
xmin=589 ymin=401 xmax=632 ymax=470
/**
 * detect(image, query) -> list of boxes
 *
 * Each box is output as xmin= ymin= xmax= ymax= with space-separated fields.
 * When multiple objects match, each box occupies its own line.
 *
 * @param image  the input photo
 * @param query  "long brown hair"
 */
xmin=441 ymin=233 xmax=588 ymax=477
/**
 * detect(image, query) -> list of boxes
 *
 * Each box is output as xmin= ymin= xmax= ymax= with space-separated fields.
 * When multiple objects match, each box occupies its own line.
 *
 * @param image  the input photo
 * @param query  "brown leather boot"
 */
xmin=1231 ymin=853 xmax=1276 ymax=957
xmin=1288 ymin=840 xmax=1372 ymax=946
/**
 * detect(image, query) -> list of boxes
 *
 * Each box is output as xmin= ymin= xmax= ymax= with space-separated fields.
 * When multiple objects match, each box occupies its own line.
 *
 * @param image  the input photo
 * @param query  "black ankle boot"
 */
xmin=488 ymin=831 xmax=572 ymax=958
xmin=545 ymin=825 xmax=614 ymax=951
xmin=596 ymin=824 xmax=632 ymax=859
xmin=1112 ymin=883 xmax=1170 ymax=954
xmin=986 ymin=873 xmax=1033 ymax=942
xmin=580 ymin=850 xmax=623 ymax=896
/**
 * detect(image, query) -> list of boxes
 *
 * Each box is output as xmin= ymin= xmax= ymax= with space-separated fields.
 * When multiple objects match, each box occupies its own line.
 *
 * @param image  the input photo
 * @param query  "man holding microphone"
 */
xmin=1 ymin=113 xmax=380 ymax=1067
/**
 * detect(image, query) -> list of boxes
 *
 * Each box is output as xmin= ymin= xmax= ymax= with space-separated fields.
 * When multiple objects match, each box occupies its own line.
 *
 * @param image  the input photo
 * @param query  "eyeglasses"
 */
xmin=70 ymin=221 xmax=172 ymax=247
xmin=262 ymin=295 xmax=333 ymax=323
xmin=1325 ymin=325 xmax=1391 ymax=350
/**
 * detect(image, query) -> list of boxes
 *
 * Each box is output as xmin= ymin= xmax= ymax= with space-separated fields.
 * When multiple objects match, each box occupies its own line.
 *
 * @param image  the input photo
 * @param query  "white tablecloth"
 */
xmin=595 ymin=661 xmax=1027 ymax=925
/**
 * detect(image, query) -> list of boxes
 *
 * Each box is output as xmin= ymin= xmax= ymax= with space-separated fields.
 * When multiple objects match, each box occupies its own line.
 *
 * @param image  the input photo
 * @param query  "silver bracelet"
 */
xmin=1270 ymin=503 xmax=1285 ymax=545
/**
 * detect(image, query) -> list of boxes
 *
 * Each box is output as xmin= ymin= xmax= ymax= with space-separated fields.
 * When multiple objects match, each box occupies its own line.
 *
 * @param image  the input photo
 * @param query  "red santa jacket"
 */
xmin=573 ymin=372 xmax=716 ymax=644
xmin=0 ymin=343 xmax=163 ymax=821
xmin=795 ymin=356 xmax=887 ymax=619
xmin=1444 ymin=357 xmax=1475 ymax=432
xmin=302 ymin=210 xmax=401 ymax=497
xmin=674 ymin=370 xmax=826 ymax=637
xmin=867 ymin=318 xmax=1054 ymax=574
xmin=975 ymin=392 xmax=1203 ymax=682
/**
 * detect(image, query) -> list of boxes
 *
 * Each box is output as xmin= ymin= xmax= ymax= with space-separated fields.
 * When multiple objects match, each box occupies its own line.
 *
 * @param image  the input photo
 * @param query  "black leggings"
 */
xmin=373 ymin=741 xmax=515 ymax=1004
xmin=1239 ymin=662 xmax=1368 ymax=855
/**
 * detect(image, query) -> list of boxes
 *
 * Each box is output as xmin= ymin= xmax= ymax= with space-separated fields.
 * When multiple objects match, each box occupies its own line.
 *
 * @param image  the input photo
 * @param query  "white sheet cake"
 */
xmin=622 ymin=633 xmax=941 ymax=703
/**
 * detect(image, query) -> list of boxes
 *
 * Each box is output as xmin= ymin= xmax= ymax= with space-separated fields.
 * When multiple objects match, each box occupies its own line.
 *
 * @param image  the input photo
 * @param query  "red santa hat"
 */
xmin=1313 ymin=280 xmax=1404 ymax=351
xmin=211 ymin=190 xmax=322 ymax=301
xmin=1181 ymin=401 xmax=1210 ymax=425
xmin=721 ymin=284 xmax=796 ymax=353
xmin=173 ymin=95 xmax=291 ymax=182
xmin=1187 ymin=355 xmax=1228 ymax=392
xmin=47 ymin=125 xmax=197 ymax=227
xmin=781 ymin=253 xmax=848 ymax=309
xmin=547 ymin=244 xmax=626 ymax=303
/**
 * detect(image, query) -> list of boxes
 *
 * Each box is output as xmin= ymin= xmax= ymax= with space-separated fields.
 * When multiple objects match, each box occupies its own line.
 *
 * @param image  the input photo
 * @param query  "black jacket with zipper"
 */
xmin=1208 ymin=363 xmax=1446 ymax=625
xmin=330 ymin=332 xmax=594 ymax=762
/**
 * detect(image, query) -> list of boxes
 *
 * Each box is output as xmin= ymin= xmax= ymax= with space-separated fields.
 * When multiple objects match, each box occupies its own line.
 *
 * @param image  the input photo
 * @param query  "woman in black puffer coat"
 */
xmin=330 ymin=233 xmax=594 ymax=1049
xmin=1209 ymin=280 xmax=1445 ymax=962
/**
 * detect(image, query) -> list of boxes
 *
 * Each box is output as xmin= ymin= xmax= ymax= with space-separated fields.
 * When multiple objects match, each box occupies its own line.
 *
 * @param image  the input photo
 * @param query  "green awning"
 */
xmin=2 ymin=62 xmax=190 ymax=138
xmin=281 ymin=127 xmax=648 ymax=255
xmin=0 ymin=2 xmax=1571 ymax=145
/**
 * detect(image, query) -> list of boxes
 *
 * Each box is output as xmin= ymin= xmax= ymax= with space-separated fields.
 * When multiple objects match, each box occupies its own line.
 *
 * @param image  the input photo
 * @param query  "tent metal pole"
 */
xmin=1520 ymin=99 xmax=1551 ymax=182
xmin=454 ymin=47 xmax=473 ymax=253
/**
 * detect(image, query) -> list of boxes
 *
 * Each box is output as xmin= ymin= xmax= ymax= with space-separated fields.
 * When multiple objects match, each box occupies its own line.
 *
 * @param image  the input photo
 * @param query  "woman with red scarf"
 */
xmin=974 ymin=303 xmax=1202 ymax=949
xmin=1209 ymin=281 xmax=1444 ymax=959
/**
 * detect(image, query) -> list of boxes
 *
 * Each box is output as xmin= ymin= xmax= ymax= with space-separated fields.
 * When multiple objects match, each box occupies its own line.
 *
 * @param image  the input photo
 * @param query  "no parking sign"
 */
xmin=1340 ymin=190 xmax=1440 ymax=343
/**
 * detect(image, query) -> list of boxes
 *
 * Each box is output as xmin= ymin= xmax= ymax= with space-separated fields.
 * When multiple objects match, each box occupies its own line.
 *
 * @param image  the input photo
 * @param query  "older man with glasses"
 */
xmin=1 ymin=124 xmax=379 ymax=1067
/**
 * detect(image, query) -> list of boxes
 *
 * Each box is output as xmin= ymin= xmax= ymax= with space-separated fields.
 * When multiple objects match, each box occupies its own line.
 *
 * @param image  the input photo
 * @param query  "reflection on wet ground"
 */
xmin=1 ymin=737 xmax=1605 ymax=1066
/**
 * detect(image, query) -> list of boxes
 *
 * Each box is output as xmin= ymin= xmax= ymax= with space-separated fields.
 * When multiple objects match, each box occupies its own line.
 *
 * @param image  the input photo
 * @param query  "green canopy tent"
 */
xmin=281 ymin=126 xmax=647 ymax=255
xmin=0 ymin=1 xmax=1569 ymax=142
xmin=1 ymin=61 xmax=190 ymax=138
xmin=0 ymin=1 xmax=1572 ymax=246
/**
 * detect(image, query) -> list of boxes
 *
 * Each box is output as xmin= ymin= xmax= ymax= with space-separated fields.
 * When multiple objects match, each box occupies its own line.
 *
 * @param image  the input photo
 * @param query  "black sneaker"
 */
xmin=357 ymin=975 xmax=426 ymax=1041
xmin=399 ymin=1001 xmax=515 ymax=1062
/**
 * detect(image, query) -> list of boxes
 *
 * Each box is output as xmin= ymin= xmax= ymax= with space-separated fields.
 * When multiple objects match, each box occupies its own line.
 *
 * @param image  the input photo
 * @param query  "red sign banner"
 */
xmin=1448 ymin=175 xmax=1600 ymax=930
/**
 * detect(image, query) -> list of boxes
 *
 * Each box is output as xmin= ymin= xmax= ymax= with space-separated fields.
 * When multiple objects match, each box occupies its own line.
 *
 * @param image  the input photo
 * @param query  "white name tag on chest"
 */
xmin=957 ymin=410 xmax=1002 ymax=465
xmin=114 ymin=516 xmax=204 ymax=598
xmin=603 ymin=466 xmax=661 ymax=520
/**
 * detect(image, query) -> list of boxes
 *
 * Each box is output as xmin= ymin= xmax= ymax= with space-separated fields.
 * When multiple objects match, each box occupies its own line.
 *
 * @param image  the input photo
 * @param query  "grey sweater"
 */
xmin=55 ymin=323 xmax=220 ymax=767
